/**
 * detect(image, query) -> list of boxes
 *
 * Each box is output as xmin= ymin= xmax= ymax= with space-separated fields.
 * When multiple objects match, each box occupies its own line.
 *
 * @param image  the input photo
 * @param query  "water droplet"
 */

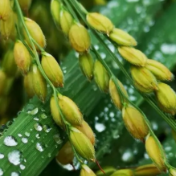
xmin=94 ymin=45 xmax=99 ymax=50
xmin=109 ymin=112 xmax=115 ymax=118
xmin=61 ymin=164 xmax=74 ymax=171
xmin=104 ymin=107 xmax=109 ymax=112
xmin=0 ymin=154 xmax=4 ymax=159
xmin=151 ymin=121 xmax=158 ymax=130
xmin=53 ymin=134 xmax=62 ymax=144
xmin=95 ymin=123 xmax=106 ymax=132
xmin=20 ymin=164 xmax=25 ymax=170
xmin=0 ymin=168 xmax=3 ymax=176
xmin=36 ymin=143 xmax=44 ymax=152
xmin=41 ymin=113 xmax=47 ymax=119
xmin=36 ymin=134 xmax=40 ymax=139
xmin=8 ymin=150 xmax=21 ymax=166
xmin=4 ymin=136 xmax=18 ymax=146
xmin=43 ymin=125 xmax=51 ymax=133
xmin=34 ymin=123 xmax=42 ymax=131
xmin=48 ymin=153 xmax=51 ymax=158
xmin=18 ymin=134 xmax=22 ymax=137
xmin=25 ymin=132 xmax=30 ymax=137
xmin=144 ymin=153 xmax=149 ymax=159
xmin=165 ymin=146 xmax=172 ymax=152
xmin=127 ymin=0 xmax=139 ymax=3
xmin=122 ymin=150 xmax=134 ymax=162
xmin=160 ymin=43 xmax=176 ymax=55
xmin=21 ymin=138 xmax=28 ymax=144
xmin=28 ymin=108 xmax=38 ymax=115
xmin=112 ymin=130 xmax=120 ymax=139
xmin=11 ymin=172 xmax=19 ymax=176
xmin=34 ymin=117 xmax=39 ymax=121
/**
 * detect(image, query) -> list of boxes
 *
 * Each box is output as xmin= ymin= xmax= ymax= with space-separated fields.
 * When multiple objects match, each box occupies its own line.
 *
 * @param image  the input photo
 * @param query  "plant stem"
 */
xmin=68 ymin=0 xmax=176 ymax=132
xmin=64 ymin=0 xmax=175 ymax=169
xmin=14 ymin=0 xmax=83 ymax=165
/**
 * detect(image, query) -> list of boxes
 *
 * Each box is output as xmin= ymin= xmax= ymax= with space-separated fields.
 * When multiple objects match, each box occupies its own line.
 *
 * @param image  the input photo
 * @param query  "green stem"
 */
xmin=64 ymin=0 xmax=172 ymax=169
xmin=14 ymin=0 xmax=84 ymax=165
xmin=63 ymin=0 xmax=79 ymax=22
xmin=68 ymin=0 xmax=176 ymax=133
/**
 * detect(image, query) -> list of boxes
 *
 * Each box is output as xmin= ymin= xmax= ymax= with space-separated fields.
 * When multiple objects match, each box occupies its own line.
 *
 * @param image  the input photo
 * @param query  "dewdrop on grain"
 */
xmin=74 ymin=120 xmax=95 ymax=145
xmin=109 ymin=78 xmax=128 ymax=110
xmin=122 ymin=105 xmax=149 ymax=141
xmin=155 ymin=82 xmax=176 ymax=115
xmin=14 ymin=40 xmax=31 ymax=74
xmin=79 ymin=52 xmax=94 ymax=81
xmin=56 ymin=141 xmax=74 ymax=165
xmin=69 ymin=23 xmax=91 ymax=52
xmin=131 ymin=66 xmax=158 ymax=92
xmin=109 ymin=28 xmax=137 ymax=46
xmin=145 ymin=135 xmax=166 ymax=172
xmin=41 ymin=52 xmax=64 ymax=87
xmin=24 ymin=18 xmax=46 ymax=50
xmin=146 ymin=59 xmax=173 ymax=81
xmin=58 ymin=94 xmax=83 ymax=126
xmin=86 ymin=13 xmax=114 ymax=35
xmin=60 ymin=9 xmax=73 ymax=35
xmin=31 ymin=64 xmax=47 ymax=102
xmin=50 ymin=96 xmax=64 ymax=128
xmin=118 ymin=47 xmax=147 ymax=67
xmin=134 ymin=164 xmax=161 ymax=176
xmin=70 ymin=127 xmax=95 ymax=161
xmin=93 ymin=60 xmax=110 ymax=93
xmin=80 ymin=165 xmax=96 ymax=176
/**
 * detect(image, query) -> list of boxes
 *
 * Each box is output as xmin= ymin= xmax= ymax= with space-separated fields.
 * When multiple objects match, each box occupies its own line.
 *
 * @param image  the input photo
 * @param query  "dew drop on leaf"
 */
xmin=34 ymin=123 xmax=43 ymax=131
xmin=43 ymin=125 xmax=52 ymax=133
xmin=21 ymin=138 xmax=28 ymax=144
xmin=18 ymin=134 xmax=22 ymax=137
xmin=36 ymin=134 xmax=40 ymax=139
xmin=20 ymin=164 xmax=25 ymax=170
xmin=25 ymin=132 xmax=30 ymax=137
xmin=34 ymin=117 xmax=39 ymax=121
xmin=36 ymin=142 xmax=44 ymax=152
xmin=95 ymin=122 xmax=106 ymax=132
xmin=4 ymin=136 xmax=18 ymax=147
xmin=48 ymin=153 xmax=51 ymax=158
xmin=53 ymin=134 xmax=62 ymax=144
xmin=11 ymin=172 xmax=19 ymax=176
xmin=41 ymin=113 xmax=47 ymax=119
xmin=27 ymin=108 xmax=38 ymax=115
xmin=121 ymin=150 xmax=134 ymax=163
xmin=0 ymin=154 xmax=4 ymax=159
xmin=0 ymin=168 xmax=3 ymax=176
xmin=8 ymin=150 xmax=22 ymax=166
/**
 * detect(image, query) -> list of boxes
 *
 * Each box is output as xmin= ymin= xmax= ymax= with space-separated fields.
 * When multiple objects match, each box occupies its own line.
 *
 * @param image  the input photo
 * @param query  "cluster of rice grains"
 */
xmin=0 ymin=0 xmax=97 ymax=175
xmin=0 ymin=0 xmax=176 ymax=175
xmin=0 ymin=0 xmax=20 ymax=124
xmin=50 ymin=0 xmax=176 ymax=175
